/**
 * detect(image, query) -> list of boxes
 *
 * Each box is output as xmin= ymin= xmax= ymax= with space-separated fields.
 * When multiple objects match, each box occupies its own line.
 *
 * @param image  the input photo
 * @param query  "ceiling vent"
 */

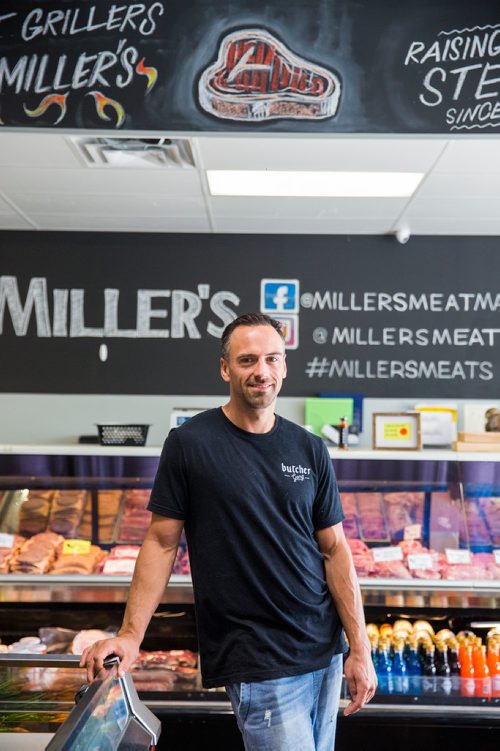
xmin=70 ymin=136 xmax=195 ymax=169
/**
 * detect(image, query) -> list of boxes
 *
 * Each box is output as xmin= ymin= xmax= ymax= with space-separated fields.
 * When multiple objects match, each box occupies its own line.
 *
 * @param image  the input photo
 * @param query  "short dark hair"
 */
xmin=221 ymin=313 xmax=284 ymax=360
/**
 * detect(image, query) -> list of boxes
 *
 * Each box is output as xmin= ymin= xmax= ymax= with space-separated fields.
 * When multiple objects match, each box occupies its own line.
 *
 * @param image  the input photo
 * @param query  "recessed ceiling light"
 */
xmin=206 ymin=170 xmax=424 ymax=198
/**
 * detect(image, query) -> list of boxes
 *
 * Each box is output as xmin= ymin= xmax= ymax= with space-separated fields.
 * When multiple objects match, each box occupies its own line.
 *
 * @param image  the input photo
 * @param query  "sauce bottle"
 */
xmin=337 ymin=416 xmax=349 ymax=449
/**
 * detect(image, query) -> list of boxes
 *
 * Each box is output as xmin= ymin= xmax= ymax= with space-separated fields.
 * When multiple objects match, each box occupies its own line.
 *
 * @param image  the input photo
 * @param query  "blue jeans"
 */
xmin=225 ymin=653 xmax=343 ymax=751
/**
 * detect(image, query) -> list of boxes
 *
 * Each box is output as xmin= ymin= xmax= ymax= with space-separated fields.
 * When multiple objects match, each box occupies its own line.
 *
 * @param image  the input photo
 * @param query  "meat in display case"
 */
xmin=0 ymin=447 xmax=499 ymax=750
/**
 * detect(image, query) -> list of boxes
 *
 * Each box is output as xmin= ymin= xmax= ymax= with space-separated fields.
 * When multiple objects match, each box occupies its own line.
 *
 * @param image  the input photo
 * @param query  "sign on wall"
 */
xmin=1 ymin=231 xmax=500 ymax=398
xmin=0 ymin=0 xmax=498 ymax=134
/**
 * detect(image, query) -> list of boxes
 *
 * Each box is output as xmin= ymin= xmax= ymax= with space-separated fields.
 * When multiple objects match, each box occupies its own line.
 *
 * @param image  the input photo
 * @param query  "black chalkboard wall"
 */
xmin=0 ymin=0 xmax=498 ymax=134
xmin=1 ymin=231 xmax=500 ymax=398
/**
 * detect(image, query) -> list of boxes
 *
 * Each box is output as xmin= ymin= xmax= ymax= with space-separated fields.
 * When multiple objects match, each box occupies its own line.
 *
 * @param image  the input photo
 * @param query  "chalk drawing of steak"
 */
xmin=198 ymin=29 xmax=341 ymax=121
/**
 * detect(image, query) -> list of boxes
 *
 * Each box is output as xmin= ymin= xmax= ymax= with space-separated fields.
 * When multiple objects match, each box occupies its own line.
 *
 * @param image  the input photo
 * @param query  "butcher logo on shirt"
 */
xmin=281 ymin=462 xmax=312 ymax=482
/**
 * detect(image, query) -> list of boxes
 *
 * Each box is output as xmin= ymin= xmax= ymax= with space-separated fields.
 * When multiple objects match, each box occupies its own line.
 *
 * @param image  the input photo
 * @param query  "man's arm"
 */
xmin=80 ymin=513 xmax=184 ymax=682
xmin=315 ymin=522 xmax=377 ymax=715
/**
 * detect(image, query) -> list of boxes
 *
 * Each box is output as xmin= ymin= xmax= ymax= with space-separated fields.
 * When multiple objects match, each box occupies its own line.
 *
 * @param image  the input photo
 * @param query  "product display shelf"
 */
xmin=0 ymin=574 xmax=194 ymax=605
xmin=0 ymin=575 xmax=498 ymax=609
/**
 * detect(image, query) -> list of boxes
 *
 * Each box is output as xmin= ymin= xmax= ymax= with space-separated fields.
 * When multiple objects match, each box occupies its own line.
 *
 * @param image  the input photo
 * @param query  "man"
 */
xmin=81 ymin=312 xmax=376 ymax=750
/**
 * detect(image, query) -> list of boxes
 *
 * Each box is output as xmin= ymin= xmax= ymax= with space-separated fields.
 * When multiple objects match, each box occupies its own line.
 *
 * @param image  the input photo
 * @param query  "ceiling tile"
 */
xmin=196 ymin=136 xmax=447 ymax=172
xmin=209 ymin=196 xmax=406 ymax=220
xmin=29 ymin=213 xmax=211 ymax=232
xmin=0 ymin=133 xmax=82 ymax=168
xmin=432 ymin=140 xmax=500 ymax=174
xmin=0 ymin=166 xmax=203 ymax=198
xmin=8 ymin=192 xmax=208 ymax=218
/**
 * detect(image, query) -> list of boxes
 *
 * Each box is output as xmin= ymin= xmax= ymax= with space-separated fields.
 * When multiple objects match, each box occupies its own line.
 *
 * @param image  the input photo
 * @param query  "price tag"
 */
xmin=404 ymin=524 xmax=422 ymax=541
xmin=407 ymin=553 xmax=433 ymax=570
xmin=445 ymin=548 xmax=471 ymax=564
xmin=62 ymin=539 xmax=91 ymax=556
xmin=494 ymin=549 xmax=500 ymax=565
xmin=110 ymin=546 xmax=140 ymax=558
xmin=103 ymin=558 xmax=136 ymax=575
xmin=0 ymin=533 xmax=14 ymax=549
xmin=372 ymin=546 xmax=403 ymax=562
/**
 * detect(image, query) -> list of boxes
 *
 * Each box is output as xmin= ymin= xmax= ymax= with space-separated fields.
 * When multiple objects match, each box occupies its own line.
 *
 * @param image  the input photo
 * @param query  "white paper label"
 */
xmin=445 ymin=548 xmax=471 ymax=564
xmin=372 ymin=546 xmax=404 ymax=562
xmin=102 ymin=558 xmax=136 ymax=575
xmin=407 ymin=553 xmax=433 ymax=570
xmin=0 ymin=533 xmax=14 ymax=549
xmin=109 ymin=547 xmax=140 ymax=559
xmin=404 ymin=524 xmax=422 ymax=541
xmin=494 ymin=549 xmax=500 ymax=565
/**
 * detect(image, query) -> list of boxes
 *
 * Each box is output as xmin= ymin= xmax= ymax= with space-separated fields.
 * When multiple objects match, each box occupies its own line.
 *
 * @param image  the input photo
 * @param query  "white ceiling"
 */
xmin=0 ymin=131 xmax=499 ymax=236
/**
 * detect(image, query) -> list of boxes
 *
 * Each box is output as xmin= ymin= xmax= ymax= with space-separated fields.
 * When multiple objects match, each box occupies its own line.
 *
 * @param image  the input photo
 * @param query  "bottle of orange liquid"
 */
xmin=487 ymin=639 xmax=500 ymax=698
xmin=472 ymin=640 xmax=491 ymax=698
xmin=460 ymin=645 xmax=475 ymax=698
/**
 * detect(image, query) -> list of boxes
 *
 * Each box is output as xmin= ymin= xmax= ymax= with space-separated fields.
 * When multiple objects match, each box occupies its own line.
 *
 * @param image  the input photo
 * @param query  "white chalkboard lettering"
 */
xmin=0 ymin=274 xmax=240 ymax=342
xmin=405 ymin=22 xmax=500 ymax=131
xmin=52 ymin=288 xmax=68 ymax=337
xmin=136 ymin=290 xmax=170 ymax=337
xmin=104 ymin=289 xmax=137 ymax=337
xmin=171 ymin=291 xmax=202 ymax=339
xmin=304 ymin=358 xmax=494 ymax=383
xmin=302 ymin=290 xmax=500 ymax=312
xmin=0 ymin=276 xmax=51 ymax=336
xmin=207 ymin=291 xmax=240 ymax=337
xmin=70 ymin=289 xmax=104 ymax=337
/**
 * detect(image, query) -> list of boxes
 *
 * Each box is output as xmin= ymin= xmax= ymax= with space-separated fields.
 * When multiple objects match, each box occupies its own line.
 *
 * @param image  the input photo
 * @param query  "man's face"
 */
xmin=220 ymin=325 xmax=287 ymax=410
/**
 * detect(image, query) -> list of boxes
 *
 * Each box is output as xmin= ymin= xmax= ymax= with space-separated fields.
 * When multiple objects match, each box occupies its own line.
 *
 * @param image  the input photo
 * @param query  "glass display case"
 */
xmin=0 ymin=654 xmax=160 ymax=750
xmin=0 ymin=446 xmax=499 ymax=750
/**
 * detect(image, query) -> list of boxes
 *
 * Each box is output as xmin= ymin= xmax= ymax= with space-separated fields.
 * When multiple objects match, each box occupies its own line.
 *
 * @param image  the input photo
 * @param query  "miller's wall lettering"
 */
xmin=1 ymin=231 xmax=500 ymax=398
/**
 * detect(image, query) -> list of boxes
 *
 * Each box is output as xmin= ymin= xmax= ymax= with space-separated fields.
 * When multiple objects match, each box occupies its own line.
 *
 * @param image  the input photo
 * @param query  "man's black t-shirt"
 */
xmin=148 ymin=408 xmax=345 ymax=688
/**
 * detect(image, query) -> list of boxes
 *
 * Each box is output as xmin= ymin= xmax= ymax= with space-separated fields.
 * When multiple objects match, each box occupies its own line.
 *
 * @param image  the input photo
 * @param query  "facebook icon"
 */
xmin=260 ymin=279 xmax=299 ymax=313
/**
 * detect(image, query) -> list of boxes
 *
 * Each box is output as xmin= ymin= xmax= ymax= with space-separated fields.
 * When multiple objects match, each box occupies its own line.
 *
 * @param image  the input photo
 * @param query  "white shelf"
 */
xmin=1 ymin=444 xmax=499 ymax=462
xmin=0 ymin=443 xmax=162 ymax=457
xmin=328 ymin=447 xmax=500 ymax=462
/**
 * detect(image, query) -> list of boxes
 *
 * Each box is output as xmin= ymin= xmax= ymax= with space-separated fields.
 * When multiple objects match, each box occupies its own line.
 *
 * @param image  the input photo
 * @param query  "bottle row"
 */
xmin=367 ymin=618 xmax=500 ymax=700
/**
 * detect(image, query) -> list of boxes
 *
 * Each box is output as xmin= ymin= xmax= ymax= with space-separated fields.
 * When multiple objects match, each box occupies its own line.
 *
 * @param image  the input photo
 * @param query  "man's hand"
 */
xmin=79 ymin=633 xmax=140 ymax=683
xmin=343 ymin=648 xmax=377 ymax=716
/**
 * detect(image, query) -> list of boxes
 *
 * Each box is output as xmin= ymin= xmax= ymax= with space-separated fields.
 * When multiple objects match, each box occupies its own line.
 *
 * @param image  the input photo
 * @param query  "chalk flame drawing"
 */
xmin=199 ymin=28 xmax=341 ymax=122
xmin=24 ymin=93 xmax=68 ymax=124
xmin=87 ymin=91 xmax=125 ymax=128
xmin=136 ymin=58 xmax=158 ymax=93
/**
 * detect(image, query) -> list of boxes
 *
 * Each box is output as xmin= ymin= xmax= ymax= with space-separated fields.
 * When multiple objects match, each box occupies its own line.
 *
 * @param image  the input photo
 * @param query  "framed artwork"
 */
xmin=372 ymin=412 xmax=422 ymax=451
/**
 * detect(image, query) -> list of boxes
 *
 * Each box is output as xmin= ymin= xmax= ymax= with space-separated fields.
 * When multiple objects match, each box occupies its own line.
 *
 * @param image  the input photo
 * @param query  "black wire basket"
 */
xmin=97 ymin=424 xmax=150 ymax=446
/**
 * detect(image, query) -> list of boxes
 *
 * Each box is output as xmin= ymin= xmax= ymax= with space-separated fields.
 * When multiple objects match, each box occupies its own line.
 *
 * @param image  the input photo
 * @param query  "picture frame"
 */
xmin=372 ymin=412 xmax=422 ymax=451
xmin=463 ymin=402 xmax=500 ymax=434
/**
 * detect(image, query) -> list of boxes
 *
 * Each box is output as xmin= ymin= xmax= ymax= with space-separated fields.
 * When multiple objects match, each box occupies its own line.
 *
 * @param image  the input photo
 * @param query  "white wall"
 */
xmin=0 ymin=393 xmax=492 ymax=448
